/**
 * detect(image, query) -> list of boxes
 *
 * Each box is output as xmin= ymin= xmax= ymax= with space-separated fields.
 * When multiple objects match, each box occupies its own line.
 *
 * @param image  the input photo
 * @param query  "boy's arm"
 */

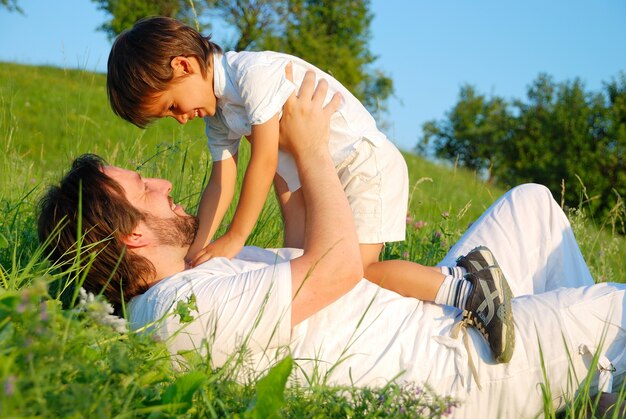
xmin=185 ymin=155 xmax=238 ymax=265
xmin=190 ymin=114 xmax=279 ymax=266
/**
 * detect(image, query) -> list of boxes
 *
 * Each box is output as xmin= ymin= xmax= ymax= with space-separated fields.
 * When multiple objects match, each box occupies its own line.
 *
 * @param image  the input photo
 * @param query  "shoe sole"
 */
xmin=493 ymin=266 xmax=515 ymax=363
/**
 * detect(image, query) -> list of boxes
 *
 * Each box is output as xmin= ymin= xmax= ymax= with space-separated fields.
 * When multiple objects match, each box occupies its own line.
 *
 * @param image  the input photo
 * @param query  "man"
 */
xmin=39 ymin=72 xmax=625 ymax=417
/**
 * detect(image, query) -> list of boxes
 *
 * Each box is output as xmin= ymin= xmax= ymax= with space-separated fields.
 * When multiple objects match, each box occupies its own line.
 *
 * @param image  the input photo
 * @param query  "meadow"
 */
xmin=1 ymin=62 xmax=625 ymax=417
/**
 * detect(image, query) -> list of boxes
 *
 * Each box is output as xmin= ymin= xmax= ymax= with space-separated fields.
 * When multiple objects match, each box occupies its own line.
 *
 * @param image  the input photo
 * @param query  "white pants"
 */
xmin=439 ymin=184 xmax=626 ymax=417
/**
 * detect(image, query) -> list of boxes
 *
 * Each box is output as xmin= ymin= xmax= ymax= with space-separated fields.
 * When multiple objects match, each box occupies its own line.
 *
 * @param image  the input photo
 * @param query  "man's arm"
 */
xmin=283 ymin=71 xmax=363 ymax=326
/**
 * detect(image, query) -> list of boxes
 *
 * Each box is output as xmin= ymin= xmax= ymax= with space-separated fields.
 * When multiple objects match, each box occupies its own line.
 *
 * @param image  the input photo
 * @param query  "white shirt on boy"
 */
xmin=206 ymin=51 xmax=387 ymax=191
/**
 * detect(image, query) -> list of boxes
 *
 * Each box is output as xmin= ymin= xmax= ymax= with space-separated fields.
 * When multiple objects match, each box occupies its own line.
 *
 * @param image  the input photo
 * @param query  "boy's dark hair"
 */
xmin=38 ymin=154 xmax=154 ymax=314
xmin=107 ymin=16 xmax=222 ymax=128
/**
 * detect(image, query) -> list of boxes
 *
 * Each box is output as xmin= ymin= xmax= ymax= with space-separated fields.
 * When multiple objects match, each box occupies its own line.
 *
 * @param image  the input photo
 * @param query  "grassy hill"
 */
xmin=1 ymin=61 xmax=622 ymax=275
xmin=1 ymin=62 xmax=624 ymax=416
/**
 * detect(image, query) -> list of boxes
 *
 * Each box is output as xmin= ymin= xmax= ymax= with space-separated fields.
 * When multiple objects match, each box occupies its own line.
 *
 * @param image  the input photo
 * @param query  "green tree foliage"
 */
xmin=420 ymin=85 xmax=512 ymax=182
xmin=92 ymin=0 xmax=393 ymax=114
xmin=203 ymin=0 xmax=286 ymax=52
xmin=420 ymin=72 xmax=626 ymax=222
xmin=276 ymin=0 xmax=393 ymax=112
xmin=0 ymin=0 xmax=22 ymax=13
xmin=603 ymin=74 xmax=626 ymax=214
xmin=92 ymin=0 xmax=207 ymax=40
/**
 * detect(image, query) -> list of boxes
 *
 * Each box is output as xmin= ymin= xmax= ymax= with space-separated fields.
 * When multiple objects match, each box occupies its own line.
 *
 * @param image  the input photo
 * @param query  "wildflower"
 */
xmin=23 ymin=337 xmax=33 ymax=349
xmin=441 ymin=211 xmax=450 ymax=219
xmin=402 ymin=251 xmax=410 ymax=260
xmin=15 ymin=302 xmax=27 ymax=314
xmin=406 ymin=214 xmax=413 ymax=224
xmin=76 ymin=288 xmax=128 ymax=333
xmin=39 ymin=301 xmax=50 ymax=322
xmin=443 ymin=401 xmax=458 ymax=416
xmin=413 ymin=220 xmax=427 ymax=230
xmin=433 ymin=231 xmax=442 ymax=239
xmin=4 ymin=375 xmax=16 ymax=396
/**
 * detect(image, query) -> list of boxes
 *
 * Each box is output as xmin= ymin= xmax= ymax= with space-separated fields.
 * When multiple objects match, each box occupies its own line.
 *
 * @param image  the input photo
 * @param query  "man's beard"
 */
xmin=144 ymin=213 xmax=199 ymax=247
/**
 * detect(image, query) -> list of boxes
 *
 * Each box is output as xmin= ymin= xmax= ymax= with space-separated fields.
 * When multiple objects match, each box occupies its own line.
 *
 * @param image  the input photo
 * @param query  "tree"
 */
xmin=0 ymin=0 xmax=22 ymax=13
xmin=202 ymin=0 xmax=286 ymax=52
xmin=276 ymin=0 xmax=392 ymax=112
xmin=92 ymin=0 xmax=393 ymax=114
xmin=92 ymin=0 xmax=207 ymax=40
xmin=419 ymin=85 xmax=512 ymax=182
xmin=601 ymin=73 xmax=626 ymax=226
xmin=504 ymin=76 xmax=613 ymax=214
xmin=420 ymin=73 xmax=626 ymax=223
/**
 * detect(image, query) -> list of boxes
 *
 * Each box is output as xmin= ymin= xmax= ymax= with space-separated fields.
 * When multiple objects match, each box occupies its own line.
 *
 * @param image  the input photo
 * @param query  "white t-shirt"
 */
xmin=128 ymin=246 xmax=294 ymax=372
xmin=290 ymin=276 xmax=466 ymax=392
xmin=206 ymin=51 xmax=387 ymax=191
xmin=128 ymin=245 xmax=466 ymax=392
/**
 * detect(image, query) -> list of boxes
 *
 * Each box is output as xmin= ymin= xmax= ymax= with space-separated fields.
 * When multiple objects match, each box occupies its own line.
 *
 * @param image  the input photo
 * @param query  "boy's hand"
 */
xmin=189 ymin=232 xmax=245 ymax=266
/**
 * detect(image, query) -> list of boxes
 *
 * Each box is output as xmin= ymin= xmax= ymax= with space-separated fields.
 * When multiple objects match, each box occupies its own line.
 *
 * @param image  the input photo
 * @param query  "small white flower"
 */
xmin=76 ymin=288 xmax=128 ymax=333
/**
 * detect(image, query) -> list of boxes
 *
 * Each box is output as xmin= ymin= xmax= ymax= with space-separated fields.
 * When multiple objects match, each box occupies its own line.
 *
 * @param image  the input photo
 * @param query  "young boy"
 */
xmin=106 ymin=16 xmax=514 ymax=362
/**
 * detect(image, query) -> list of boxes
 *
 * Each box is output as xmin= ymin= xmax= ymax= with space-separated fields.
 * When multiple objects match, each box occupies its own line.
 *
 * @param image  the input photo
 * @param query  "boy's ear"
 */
xmin=170 ymin=56 xmax=194 ymax=77
xmin=119 ymin=223 xmax=151 ymax=249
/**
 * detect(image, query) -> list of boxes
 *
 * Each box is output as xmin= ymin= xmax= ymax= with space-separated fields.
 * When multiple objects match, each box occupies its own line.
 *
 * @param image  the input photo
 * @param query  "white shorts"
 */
xmin=335 ymin=138 xmax=408 ymax=244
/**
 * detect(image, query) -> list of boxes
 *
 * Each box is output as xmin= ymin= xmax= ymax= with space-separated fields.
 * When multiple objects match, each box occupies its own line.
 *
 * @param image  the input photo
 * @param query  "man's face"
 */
xmin=103 ymin=166 xmax=198 ymax=246
xmin=144 ymin=212 xmax=198 ymax=247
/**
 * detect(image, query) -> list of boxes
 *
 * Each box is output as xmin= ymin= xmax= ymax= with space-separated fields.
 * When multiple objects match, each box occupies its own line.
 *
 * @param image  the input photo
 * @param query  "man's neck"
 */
xmin=141 ymin=245 xmax=188 ymax=286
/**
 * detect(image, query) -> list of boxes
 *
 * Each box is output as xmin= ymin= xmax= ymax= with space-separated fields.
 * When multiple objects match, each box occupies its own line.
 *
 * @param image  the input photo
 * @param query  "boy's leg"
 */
xmin=364 ymin=244 xmax=514 ymax=362
xmin=362 ymin=243 xmax=445 ymax=301
xmin=440 ymin=183 xmax=594 ymax=296
xmin=273 ymin=174 xmax=305 ymax=248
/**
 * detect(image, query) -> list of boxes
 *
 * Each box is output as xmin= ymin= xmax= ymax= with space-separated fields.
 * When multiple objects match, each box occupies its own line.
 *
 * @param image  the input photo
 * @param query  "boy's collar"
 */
xmin=212 ymin=52 xmax=226 ymax=99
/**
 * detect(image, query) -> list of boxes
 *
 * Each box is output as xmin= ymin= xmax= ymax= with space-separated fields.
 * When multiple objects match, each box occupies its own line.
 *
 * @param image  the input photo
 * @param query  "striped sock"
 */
xmin=434 ymin=275 xmax=473 ymax=309
xmin=440 ymin=265 xmax=467 ymax=279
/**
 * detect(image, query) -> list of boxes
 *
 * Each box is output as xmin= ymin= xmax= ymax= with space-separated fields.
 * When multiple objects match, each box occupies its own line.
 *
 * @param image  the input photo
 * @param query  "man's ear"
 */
xmin=119 ymin=223 xmax=151 ymax=249
xmin=170 ymin=56 xmax=194 ymax=77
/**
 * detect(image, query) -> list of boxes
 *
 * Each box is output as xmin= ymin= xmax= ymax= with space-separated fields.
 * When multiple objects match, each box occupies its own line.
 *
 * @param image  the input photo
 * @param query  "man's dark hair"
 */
xmin=38 ymin=154 xmax=154 ymax=313
xmin=107 ymin=16 xmax=223 ymax=128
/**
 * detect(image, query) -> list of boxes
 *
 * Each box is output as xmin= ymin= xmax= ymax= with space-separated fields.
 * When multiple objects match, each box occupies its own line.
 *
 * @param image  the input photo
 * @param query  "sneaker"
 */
xmin=462 ymin=265 xmax=515 ymax=363
xmin=456 ymin=246 xmax=497 ymax=274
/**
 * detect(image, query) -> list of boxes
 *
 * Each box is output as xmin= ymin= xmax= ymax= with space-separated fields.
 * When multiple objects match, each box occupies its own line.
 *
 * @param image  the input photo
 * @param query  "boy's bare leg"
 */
xmin=274 ymin=174 xmax=306 ymax=248
xmin=361 ymin=243 xmax=445 ymax=301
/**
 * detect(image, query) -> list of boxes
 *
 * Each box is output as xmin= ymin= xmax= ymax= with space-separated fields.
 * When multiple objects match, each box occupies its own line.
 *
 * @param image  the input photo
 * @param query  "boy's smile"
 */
xmin=146 ymin=56 xmax=217 ymax=125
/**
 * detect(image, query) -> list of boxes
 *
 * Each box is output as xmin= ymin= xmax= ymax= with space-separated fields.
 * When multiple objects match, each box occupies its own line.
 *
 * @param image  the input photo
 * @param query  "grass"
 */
xmin=1 ymin=61 xmax=625 ymax=417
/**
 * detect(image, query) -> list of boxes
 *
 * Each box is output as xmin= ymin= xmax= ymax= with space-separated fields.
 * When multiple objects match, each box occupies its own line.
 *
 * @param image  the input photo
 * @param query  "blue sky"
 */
xmin=1 ymin=0 xmax=625 ymax=152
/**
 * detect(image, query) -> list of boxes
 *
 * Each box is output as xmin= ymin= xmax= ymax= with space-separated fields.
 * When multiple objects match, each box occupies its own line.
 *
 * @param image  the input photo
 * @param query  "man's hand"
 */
xmin=282 ymin=64 xmax=362 ymax=326
xmin=279 ymin=65 xmax=342 ymax=159
xmin=188 ymin=232 xmax=245 ymax=267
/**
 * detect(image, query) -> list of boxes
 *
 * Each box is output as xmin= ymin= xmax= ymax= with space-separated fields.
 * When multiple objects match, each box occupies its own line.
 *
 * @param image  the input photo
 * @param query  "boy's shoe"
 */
xmin=456 ymin=246 xmax=497 ymax=274
xmin=462 ymin=265 xmax=515 ymax=363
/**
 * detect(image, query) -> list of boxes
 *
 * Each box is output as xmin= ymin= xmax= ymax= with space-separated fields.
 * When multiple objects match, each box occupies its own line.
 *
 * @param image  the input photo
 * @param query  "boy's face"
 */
xmin=145 ymin=56 xmax=217 ymax=125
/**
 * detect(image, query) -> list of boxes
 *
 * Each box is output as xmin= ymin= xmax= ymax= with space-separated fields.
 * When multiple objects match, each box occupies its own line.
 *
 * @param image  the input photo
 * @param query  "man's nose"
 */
xmin=161 ymin=180 xmax=173 ymax=194
xmin=148 ymin=178 xmax=172 ymax=194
